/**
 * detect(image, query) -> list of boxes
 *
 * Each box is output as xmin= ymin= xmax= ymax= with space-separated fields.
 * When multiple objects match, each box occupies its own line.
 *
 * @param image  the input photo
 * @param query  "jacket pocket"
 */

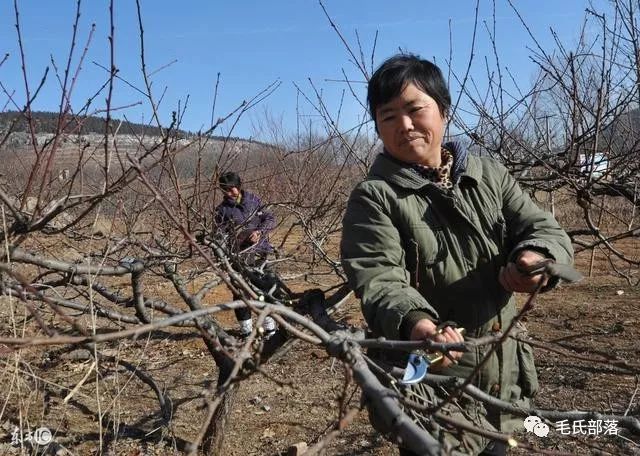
xmin=517 ymin=340 xmax=539 ymax=398
xmin=408 ymin=224 xmax=448 ymax=265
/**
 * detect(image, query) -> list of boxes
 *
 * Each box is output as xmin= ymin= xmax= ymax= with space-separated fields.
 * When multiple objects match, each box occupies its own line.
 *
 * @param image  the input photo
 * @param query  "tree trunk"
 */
xmin=202 ymin=386 xmax=238 ymax=455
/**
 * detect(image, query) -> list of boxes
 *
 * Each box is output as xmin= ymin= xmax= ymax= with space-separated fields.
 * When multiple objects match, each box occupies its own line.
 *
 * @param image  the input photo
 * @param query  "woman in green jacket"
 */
xmin=340 ymin=54 xmax=573 ymax=455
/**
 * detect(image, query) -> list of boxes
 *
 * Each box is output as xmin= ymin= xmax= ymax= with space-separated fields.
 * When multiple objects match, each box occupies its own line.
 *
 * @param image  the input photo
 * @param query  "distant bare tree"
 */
xmin=453 ymin=0 xmax=640 ymax=282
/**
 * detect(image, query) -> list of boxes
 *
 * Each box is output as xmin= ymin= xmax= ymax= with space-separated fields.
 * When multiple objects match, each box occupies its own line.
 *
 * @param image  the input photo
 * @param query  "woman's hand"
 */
xmin=499 ymin=250 xmax=549 ymax=293
xmin=248 ymin=230 xmax=261 ymax=243
xmin=409 ymin=318 xmax=464 ymax=369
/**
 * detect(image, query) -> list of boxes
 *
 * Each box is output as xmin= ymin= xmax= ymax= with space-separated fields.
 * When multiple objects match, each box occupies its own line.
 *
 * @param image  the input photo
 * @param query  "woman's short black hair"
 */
xmin=218 ymin=171 xmax=242 ymax=190
xmin=367 ymin=53 xmax=451 ymax=127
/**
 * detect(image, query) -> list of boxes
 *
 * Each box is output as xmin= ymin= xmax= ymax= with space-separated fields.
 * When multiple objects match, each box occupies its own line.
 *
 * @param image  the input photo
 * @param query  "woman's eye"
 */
xmin=410 ymin=106 xmax=423 ymax=113
xmin=381 ymin=115 xmax=395 ymax=122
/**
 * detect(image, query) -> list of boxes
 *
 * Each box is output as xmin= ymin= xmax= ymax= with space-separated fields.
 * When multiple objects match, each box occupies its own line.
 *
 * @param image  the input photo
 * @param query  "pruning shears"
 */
xmin=401 ymin=351 xmax=447 ymax=385
xmin=516 ymin=258 xmax=584 ymax=282
xmin=400 ymin=326 xmax=465 ymax=385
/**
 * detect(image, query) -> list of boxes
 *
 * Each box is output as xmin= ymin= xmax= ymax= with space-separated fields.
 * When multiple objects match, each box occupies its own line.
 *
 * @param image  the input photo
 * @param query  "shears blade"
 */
xmin=401 ymin=353 xmax=430 ymax=384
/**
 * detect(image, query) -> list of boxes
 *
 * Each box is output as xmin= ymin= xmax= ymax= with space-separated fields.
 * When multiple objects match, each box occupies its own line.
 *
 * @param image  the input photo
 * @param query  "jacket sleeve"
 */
xmin=498 ymin=162 xmax=574 ymax=280
xmin=341 ymin=184 xmax=439 ymax=340
xmin=214 ymin=204 xmax=228 ymax=230
xmin=213 ymin=206 xmax=225 ymax=229
xmin=257 ymin=204 xmax=276 ymax=233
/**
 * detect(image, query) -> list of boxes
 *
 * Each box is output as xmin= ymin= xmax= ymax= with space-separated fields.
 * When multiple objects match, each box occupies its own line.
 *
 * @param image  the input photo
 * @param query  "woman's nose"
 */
xmin=399 ymin=114 xmax=413 ymax=131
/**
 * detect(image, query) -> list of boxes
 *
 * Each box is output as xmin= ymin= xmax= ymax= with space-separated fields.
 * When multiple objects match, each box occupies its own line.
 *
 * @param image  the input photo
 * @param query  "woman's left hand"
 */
xmin=499 ymin=250 xmax=549 ymax=293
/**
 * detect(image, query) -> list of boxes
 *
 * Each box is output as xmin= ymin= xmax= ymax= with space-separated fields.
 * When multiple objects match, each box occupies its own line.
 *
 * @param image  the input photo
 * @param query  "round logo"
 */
xmin=533 ymin=422 xmax=550 ymax=437
xmin=524 ymin=415 xmax=542 ymax=432
xmin=34 ymin=427 xmax=52 ymax=445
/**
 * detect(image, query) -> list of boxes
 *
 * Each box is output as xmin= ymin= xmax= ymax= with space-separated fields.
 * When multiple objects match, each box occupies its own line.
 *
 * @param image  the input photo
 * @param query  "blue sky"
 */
xmin=0 ymin=1 xmax=593 ymax=140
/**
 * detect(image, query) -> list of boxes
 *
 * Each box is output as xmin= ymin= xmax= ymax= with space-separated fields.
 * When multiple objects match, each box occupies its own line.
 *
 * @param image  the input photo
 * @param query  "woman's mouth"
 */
xmin=401 ymin=136 xmax=424 ymax=145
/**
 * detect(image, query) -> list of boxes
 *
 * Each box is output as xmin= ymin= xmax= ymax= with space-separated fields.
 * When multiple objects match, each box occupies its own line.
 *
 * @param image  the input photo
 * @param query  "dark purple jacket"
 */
xmin=214 ymin=190 xmax=275 ymax=254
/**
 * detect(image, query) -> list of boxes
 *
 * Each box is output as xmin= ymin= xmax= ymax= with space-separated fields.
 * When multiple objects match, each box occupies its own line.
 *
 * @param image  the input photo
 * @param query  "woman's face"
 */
xmin=375 ymin=82 xmax=446 ymax=167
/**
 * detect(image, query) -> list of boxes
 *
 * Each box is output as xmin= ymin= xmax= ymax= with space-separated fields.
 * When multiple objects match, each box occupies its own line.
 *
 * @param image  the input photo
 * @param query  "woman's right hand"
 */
xmin=409 ymin=318 xmax=464 ymax=368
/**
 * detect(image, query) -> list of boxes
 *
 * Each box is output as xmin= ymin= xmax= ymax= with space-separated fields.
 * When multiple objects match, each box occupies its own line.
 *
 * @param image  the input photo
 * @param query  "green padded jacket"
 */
xmin=340 ymin=142 xmax=573 ymax=432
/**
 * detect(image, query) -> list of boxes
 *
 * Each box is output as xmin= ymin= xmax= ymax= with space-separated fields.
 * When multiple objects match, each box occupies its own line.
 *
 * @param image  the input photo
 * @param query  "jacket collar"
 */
xmin=368 ymin=141 xmax=481 ymax=190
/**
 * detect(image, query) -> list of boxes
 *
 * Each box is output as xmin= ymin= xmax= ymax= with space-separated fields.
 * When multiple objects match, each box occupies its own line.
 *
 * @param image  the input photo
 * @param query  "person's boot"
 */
xmin=262 ymin=316 xmax=277 ymax=339
xmin=238 ymin=319 xmax=253 ymax=337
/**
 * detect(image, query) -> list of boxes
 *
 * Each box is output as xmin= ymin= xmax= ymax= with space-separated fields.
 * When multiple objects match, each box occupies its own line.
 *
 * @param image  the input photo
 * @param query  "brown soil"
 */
xmin=1 ymin=241 xmax=639 ymax=455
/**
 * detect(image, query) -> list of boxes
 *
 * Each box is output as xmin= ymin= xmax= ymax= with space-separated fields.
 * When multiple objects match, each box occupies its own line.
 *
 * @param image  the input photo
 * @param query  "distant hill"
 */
xmin=0 ymin=110 xmax=191 ymax=138
xmin=0 ymin=110 xmax=227 ymax=139
xmin=0 ymin=110 xmax=275 ymax=149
